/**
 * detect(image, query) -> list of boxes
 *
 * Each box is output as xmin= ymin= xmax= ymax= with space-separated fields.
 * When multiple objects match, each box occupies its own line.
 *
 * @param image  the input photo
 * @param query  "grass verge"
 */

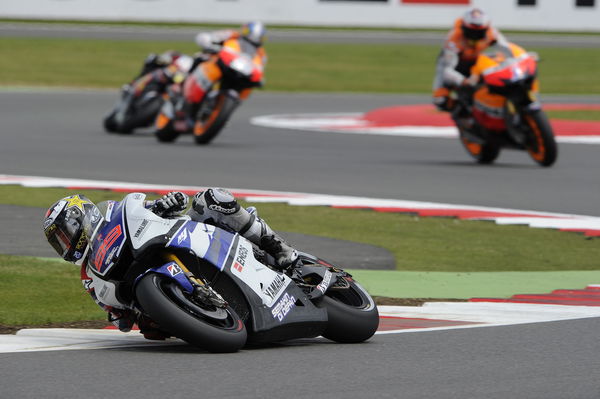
xmin=2 ymin=37 xmax=600 ymax=94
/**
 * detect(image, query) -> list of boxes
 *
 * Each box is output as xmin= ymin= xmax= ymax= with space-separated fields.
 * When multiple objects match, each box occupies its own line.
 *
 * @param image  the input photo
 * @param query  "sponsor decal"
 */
xmin=236 ymin=246 xmax=248 ymax=265
xmin=271 ymin=293 xmax=296 ymax=322
xmin=64 ymin=195 xmax=92 ymax=212
xmin=90 ymin=207 xmax=101 ymax=224
xmin=75 ymin=233 xmax=88 ymax=251
xmin=105 ymin=202 xmax=115 ymax=222
xmin=104 ymin=246 xmax=118 ymax=266
xmin=232 ymin=246 xmax=248 ymax=273
xmin=134 ymin=219 xmax=149 ymax=238
xmin=315 ymin=270 xmax=333 ymax=295
xmin=167 ymin=263 xmax=183 ymax=276
xmin=209 ymin=204 xmax=236 ymax=214
xmin=264 ymin=274 xmax=286 ymax=300
xmin=233 ymin=262 xmax=244 ymax=272
xmin=98 ymin=285 xmax=108 ymax=299
xmin=177 ymin=228 xmax=188 ymax=245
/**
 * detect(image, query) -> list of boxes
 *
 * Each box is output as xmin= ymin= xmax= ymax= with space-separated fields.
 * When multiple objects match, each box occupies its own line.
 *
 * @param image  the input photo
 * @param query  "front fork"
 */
xmin=161 ymin=253 xmax=228 ymax=308
xmin=505 ymin=91 xmax=541 ymax=147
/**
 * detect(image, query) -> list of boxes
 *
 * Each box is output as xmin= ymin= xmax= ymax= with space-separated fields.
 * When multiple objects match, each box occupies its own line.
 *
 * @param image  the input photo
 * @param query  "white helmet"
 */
xmin=461 ymin=8 xmax=491 ymax=41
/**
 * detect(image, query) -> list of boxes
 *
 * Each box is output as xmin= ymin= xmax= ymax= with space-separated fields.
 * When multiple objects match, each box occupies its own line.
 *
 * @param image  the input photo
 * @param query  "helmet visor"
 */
xmin=45 ymin=207 xmax=84 ymax=260
xmin=462 ymin=25 xmax=488 ymax=41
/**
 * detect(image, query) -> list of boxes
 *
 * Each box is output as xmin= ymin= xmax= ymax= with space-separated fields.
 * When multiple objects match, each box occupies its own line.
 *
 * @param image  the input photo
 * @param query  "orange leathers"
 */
xmin=432 ymin=14 xmax=508 ymax=107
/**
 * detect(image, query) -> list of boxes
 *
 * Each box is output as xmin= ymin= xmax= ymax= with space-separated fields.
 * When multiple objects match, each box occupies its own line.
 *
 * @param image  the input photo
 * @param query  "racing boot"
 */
xmin=188 ymin=188 xmax=299 ymax=269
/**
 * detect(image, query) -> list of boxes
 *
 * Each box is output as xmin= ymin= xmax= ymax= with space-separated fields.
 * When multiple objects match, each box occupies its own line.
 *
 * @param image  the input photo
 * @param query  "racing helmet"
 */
xmin=43 ymin=194 xmax=102 ymax=263
xmin=460 ymin=8 xmax=491 ymax=41
xmin=241 ymin=21 xmax=267 ymax=46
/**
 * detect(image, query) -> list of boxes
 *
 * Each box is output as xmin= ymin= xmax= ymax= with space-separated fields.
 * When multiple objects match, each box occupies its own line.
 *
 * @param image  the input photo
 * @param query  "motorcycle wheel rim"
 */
xmin=194 ymin=96 xmax=225 ymax=136
xmin=524 ymin=114 xmax=546 ymax=162
xmin=159 ymin=279 xmax=236 ymax=329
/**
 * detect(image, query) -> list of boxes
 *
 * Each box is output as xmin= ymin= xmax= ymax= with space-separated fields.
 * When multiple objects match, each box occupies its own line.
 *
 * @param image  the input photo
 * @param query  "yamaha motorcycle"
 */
xmin=87 ymin=193 xmax=379 ymax=352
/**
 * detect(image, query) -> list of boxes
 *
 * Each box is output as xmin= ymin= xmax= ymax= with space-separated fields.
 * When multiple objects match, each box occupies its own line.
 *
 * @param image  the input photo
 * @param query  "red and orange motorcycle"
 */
xmin=452 ymin=42 xmax=558 ymax=167
xmin=155 ymin=38 xmax=265 ymax=145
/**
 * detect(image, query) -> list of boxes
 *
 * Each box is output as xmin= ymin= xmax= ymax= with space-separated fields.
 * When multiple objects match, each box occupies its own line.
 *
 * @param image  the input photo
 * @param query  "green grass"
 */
xmin=546 ymin=110 xmax=600 ymax=121
xmin=0 ymin=255 xmax=105 ymax=324
xmin=1 ymin=37 xmax=599 ymax=94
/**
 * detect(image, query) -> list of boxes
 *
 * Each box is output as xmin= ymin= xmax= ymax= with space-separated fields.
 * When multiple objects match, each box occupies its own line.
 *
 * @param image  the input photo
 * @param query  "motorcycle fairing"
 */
xmin=223 ymin=238 xmax=327 ymax=339
xmin=89 ymin=200 xmax=128 ymax=276
xmin=166 ymin=221 xmax=235 ymax=271
xmin=135 ymin=261 xmax=194 ymax=294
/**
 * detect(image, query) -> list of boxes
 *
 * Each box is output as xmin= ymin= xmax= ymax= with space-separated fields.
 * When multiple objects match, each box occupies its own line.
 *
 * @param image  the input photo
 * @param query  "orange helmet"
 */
xmin=460 ymin=8 xmax=491 ymax=41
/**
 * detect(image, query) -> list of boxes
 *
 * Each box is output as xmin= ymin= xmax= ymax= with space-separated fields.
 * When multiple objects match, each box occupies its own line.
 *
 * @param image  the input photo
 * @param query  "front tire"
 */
xmin=524 ymin=110 xmax=558 ymax=167
xmin=193 ymin=94 xmax=240 ymax=145
xmin=155 ymin=113 xmax=180 ymax=143
xmin=136 ymin=273 xmax=247 ymax=352
xmin=319 ymin=280 xmax=379 ymax=343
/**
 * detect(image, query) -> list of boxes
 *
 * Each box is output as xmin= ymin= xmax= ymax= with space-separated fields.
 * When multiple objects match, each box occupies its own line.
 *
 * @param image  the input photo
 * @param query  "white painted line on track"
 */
xmin=0 ymin=329 xmax=186 ymax=353
xmin=251 ymin=113 xmax=600 ymax=144
xmin=3 ymin=302 xmax=600 ymax=353
xmin=2 ymin=174 xmax=600 ymax=236
xmin=376 ymin=302 xmax=600 ymax=334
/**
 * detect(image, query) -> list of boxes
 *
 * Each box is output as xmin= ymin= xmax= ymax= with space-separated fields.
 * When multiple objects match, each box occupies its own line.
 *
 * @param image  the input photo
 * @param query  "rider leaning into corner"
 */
xmin=126 ymin=21 xmax=268 ymax=132
xmin=432 ymin=8 xmax=509 ymax=112
xmin=176 ymin=21 xmax=268 ymax=133
xmin=42 ymin=188 xmax=297 ymax=340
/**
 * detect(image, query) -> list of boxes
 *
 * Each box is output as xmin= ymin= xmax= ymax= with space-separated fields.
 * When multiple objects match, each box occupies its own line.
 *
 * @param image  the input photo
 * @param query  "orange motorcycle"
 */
xmin=452 ymin=42 xmax=557 ymax=167
xmin=155 ymin=38 xmax=265 ymax=145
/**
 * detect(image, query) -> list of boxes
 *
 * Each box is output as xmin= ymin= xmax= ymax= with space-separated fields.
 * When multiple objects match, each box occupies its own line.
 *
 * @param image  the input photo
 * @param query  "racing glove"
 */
xmin=152 ymin=191 xmax=190 ymax=217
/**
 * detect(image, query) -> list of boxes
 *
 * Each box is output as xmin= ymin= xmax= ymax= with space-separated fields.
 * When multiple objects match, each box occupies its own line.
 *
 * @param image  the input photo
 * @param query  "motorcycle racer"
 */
xmin=171 ymin=21 xmax=268 ymax=133
xmin=43 ymin=189 xmax=298 ymax=338
xmin=432 ymin=8 xmax=508 ymax=112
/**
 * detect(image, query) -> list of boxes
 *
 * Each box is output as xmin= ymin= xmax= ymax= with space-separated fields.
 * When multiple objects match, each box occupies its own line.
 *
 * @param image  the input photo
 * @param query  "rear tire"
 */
xmin=193 ymin=94 xmax=239 ymax=145
xmin=458 ymin=129 xmax=500 ymax=164
xmin=318 ymin=280 xmax=379 ymax=343
xmin=136 ymin=273 xmax=247 ymax=353
xmin=524 ymin=110 xmax=558 ymax=167
xmin=155 ymin=126 xmax=180 ymax=143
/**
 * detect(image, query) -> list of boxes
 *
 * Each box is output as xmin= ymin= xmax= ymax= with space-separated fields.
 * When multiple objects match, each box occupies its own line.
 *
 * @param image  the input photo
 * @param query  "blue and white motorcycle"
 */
xmin=87 ymin=193 xmax=379 ymax=352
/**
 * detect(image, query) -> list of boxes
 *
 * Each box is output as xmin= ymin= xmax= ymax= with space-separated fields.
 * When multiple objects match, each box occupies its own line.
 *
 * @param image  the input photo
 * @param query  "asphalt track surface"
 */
xmin=2 ymin=26 xmax=600 ymax=398
xmin=2 ymin=89 xmax=600 ymax=399
xmin=2 ymin=90 xmax=599 ymax=217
